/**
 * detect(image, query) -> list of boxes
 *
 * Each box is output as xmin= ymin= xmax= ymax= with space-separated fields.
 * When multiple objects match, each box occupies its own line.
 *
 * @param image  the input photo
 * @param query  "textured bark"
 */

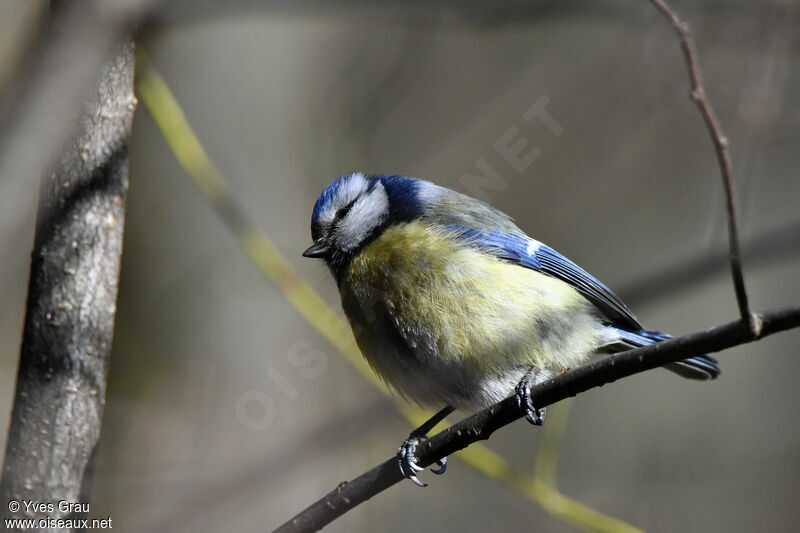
xmin=0 ymin=41 xmax=135 ymax=530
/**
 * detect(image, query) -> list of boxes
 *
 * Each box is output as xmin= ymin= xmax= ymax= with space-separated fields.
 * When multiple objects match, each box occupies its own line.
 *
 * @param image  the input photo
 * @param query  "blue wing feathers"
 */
xmin=611 ymin=326 xmax=720 ymax=379
xmin=445 ymin=225 xmax=640 ymax=329
xmin=534 ymin=245 xmax=641 ymax=329
xmin=444 ymin=225 xmax=720 ymax=380
xmin=444 ymin=226 xmax=535 ymax=265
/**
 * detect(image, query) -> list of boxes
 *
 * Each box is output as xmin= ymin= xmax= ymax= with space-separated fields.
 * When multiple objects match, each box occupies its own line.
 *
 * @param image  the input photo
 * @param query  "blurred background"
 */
xmin=1 ymin=1 xmax=799 ymax=531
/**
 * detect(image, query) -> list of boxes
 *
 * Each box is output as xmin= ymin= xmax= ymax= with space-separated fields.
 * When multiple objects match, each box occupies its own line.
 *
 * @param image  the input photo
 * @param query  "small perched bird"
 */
xmin=304 ymin=172 xmax=720 ymax=486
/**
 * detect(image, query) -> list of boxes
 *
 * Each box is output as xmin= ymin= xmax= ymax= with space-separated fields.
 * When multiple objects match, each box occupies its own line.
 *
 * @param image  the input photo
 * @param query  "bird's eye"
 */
xmin=335 ymin=201 xmax=356 ymax=220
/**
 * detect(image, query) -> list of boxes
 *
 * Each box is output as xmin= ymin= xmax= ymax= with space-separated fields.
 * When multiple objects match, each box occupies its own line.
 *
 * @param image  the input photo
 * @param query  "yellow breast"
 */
xmin=341 ymin=220 xmax=607 ymax=409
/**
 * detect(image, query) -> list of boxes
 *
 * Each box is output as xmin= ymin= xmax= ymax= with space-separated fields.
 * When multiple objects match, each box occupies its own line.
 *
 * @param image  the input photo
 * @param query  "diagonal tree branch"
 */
xmin=275 ymin=305 xmax=800 ymax=532
xmin=648 ymin=0 xmax=756 ymax=333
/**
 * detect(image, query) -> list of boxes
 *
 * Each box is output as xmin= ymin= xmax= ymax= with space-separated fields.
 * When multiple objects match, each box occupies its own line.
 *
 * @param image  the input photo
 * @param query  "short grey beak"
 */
xmin=302 ymin=241 xmax=330 ymax=258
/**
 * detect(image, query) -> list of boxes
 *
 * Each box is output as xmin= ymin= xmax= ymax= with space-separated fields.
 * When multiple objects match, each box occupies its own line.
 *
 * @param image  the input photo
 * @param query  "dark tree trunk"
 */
xmin=0 ymin=40 xmax=135 ymax=531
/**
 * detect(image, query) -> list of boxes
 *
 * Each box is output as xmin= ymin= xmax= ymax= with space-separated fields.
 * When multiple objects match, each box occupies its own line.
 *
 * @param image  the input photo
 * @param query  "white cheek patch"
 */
xmin=336 ymin=182 xmax=389 ymax=251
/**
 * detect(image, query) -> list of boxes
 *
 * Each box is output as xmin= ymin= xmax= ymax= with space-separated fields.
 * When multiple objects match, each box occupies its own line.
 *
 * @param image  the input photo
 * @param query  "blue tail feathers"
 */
xmin=613 ymin=327 xmax=721 ymax=381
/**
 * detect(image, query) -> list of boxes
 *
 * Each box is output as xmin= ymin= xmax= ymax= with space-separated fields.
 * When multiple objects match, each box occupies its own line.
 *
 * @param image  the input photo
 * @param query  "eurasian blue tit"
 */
xmin=303 ymin=172 xmax=719 ymax=485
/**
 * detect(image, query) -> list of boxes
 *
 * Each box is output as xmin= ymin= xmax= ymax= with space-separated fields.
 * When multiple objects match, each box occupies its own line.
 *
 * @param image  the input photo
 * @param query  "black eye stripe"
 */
xmin=335 ymin=199 xmax=357 ymax=220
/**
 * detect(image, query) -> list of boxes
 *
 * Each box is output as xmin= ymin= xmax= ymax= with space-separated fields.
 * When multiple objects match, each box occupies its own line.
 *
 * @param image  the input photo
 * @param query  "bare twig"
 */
xmin=648 ymin=0 xmax=756 ymax=333
xmin=274 ymin=305 xmax=800 ymax=532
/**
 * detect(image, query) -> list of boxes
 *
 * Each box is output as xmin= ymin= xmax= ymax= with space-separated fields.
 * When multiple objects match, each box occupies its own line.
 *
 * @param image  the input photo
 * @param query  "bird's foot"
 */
xmin=397 ymin=435 xmax=447 ymax=487
xmin=515 ymin=377 xmax=547 ymax=426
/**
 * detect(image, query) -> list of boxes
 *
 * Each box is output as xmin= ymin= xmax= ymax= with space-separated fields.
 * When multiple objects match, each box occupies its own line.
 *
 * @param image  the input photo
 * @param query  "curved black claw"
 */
xmin=515 ymin=379 xmax=547 ymax=426
xmin=397 ymin=435 xmax=448 ymax=486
